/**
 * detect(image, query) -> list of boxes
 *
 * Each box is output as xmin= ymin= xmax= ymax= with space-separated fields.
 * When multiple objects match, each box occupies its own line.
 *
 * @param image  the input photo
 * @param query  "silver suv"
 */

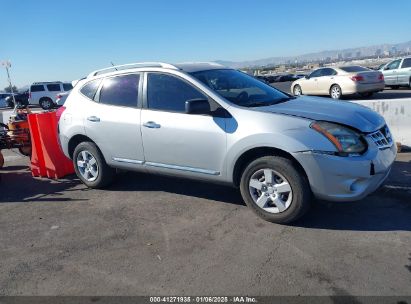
xmin=58 ymin=62 xmax=396 ymax=224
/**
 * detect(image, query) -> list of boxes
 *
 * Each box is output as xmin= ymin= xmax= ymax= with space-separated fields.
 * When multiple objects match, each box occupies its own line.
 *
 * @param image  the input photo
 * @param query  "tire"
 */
xmin=39 ymin=97 xmax=54 ymax=110
xmin=73 ymin=141 xmax=115 ymax=188
xmin=293 ymin=84 xmax=302 ymax=96
xmin=18 ymin=146 xmax=32 ymax=157
xmin=329 ymin=84 xmax=342 ymax=99
xmin=239 ymin=156 xmax=311 ymax=224
xmin=359 ymin=92 xmax=373 ymax=98
xmin=389 ymin=85 xmax=399 ymax=90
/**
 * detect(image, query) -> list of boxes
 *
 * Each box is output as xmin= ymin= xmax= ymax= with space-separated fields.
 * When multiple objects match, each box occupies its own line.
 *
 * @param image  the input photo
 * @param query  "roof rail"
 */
xmin=32 ymin=81 xmax=62 ymax=84
xmin=87 ymin=62 xmax=179 ymax=78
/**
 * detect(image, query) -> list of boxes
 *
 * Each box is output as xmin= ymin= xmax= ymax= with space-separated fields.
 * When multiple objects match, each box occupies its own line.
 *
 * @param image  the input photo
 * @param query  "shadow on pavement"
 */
xmin=1 ymin=157 xmax=410 ymax=232
xmin=0 ymin=166 xmax=84 ymax=204
xmin=111 ymin=171 xmax=244 ymax=206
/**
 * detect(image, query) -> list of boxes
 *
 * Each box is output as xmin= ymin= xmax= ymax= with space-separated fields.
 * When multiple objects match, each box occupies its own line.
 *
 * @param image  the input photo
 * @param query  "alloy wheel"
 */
xmin=293 ymin=85 xmax=302 ymax=96
xmin=248 ymin=169 xmax=293 ymax=214
xmin=76 ymin=150 xmax=99 ymax=182
xmin=330 ymin=86 xmax=341 ymax=99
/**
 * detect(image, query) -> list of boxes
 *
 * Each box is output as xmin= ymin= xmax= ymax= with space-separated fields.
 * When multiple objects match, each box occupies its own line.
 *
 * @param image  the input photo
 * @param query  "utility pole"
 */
xmin=1 ymin=60 xmax=17 ymax=111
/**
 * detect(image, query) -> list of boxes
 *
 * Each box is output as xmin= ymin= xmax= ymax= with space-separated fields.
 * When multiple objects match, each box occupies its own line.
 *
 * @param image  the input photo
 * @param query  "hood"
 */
xmin=256 ymin=96 xmax=385 ymax=133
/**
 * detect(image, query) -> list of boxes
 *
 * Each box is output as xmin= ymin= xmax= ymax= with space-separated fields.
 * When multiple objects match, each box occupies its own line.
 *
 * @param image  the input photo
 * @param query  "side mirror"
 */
xmin=305 ymin=75 xmax=310 ymax=79
xmin=185 ymin=98 xmax=211 ymax=115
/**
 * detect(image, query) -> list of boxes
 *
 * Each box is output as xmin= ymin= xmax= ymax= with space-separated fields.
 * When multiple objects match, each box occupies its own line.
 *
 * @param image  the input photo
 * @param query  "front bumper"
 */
xmin=292 ymin=143 xmax=397 ymax=202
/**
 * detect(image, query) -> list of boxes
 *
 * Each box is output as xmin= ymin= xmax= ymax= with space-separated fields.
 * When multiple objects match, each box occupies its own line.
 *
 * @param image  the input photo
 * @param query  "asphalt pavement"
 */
xmin=0 ymin=150 xmax=410 ymax=296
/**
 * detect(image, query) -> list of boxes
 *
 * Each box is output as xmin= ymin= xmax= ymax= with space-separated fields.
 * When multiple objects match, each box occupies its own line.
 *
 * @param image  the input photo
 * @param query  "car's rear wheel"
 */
xmin=73 ymin=141 xmax=115 ymax=188
xmin=293 ymin=85 xmax=302 ymax=96
xmin=330 ymin=84 xmax=342 ymax=99
xmin=240 ymin=156 xmax=311 ymax=224
xmin=39 ymin=97 xmax=54 ymax=110
xmin=389 ymin=85 xmax=400 ymax=90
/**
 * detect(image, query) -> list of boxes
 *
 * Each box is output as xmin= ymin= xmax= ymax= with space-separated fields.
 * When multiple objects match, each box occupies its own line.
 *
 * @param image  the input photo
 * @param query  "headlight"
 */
xmin=310 ymin=121 xmax=367 ymax=156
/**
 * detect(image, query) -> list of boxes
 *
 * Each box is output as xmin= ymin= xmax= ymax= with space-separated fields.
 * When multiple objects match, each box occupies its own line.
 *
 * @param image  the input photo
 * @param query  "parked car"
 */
xmin=276 ymin=74 xmax=297 ymax=82
xmin=380 ymin=57 xmax=411 ymax=89
xmin=4 ymin=91 xmax=29 ymax=108
xmin=29 ymin=81 xmax=73 ymax=110
xmin=58 ymin=62 xmax=396 ymax=224
xmin=56 ymin=92 xmax=71 ymax=106
xmin=291 ymin=66 xmax=385 ymax=99
xmin=0 ymin=93 xmax=15 ymax=108
xmin=255 ymin=75 xmax=270 ymax=84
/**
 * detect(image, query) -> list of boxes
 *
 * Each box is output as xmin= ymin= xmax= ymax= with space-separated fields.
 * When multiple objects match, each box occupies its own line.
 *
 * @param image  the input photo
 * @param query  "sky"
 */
xmin=1 ymin=0 xmax=411 ymax=88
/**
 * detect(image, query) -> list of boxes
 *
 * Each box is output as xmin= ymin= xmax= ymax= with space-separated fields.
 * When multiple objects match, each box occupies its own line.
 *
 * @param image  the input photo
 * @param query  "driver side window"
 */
xmin=386 ymin=60 xmax=401 ymax=70
xmin=309 ymin=69 xmax=323 ymax=78
xmin=147 ymin=73 xmax=207 ymax=113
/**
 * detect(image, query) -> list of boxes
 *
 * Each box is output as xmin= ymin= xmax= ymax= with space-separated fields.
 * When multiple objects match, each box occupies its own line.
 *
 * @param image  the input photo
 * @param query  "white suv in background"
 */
xmin=29 ymin=81 xmax=73 ymax=109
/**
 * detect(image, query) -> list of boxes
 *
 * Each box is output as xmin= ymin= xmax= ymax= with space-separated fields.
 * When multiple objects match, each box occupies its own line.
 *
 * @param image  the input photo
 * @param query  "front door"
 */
xmin=397 ymin=58 xmax=411 ymax=85
xmin=383 ymin=59 xmax=401 ymax=85
xmin=141 ymin=72 xmax=227 ymax=177
xmin=302 ymin=69 xmax=323 ymax=94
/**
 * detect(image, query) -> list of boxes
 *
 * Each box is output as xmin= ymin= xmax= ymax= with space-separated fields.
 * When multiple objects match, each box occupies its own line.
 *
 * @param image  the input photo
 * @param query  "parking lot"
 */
xmin=0 ymin=148 xmax=410 ymax=296
xmin=272 ymin=81 xmax=411 ymax=99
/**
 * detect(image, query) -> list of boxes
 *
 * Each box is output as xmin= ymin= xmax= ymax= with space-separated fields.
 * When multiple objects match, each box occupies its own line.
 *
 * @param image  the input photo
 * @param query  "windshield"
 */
xmin=190 ymin=69 xmax=292 ymax=107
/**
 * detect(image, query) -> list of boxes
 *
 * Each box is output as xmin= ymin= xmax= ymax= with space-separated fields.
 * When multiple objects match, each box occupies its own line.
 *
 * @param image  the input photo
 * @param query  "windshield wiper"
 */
xmin=245 ymin=97 xmax=294 ymax=107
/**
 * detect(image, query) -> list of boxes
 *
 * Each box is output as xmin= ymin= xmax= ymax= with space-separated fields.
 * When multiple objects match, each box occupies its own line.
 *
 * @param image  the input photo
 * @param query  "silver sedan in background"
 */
xmin=291 ymin=66 xmax=385 ymax=99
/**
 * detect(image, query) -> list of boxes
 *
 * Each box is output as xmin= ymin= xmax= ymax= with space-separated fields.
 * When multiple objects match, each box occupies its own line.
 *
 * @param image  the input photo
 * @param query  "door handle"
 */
xmin=87 ymin=116 xmax=100 ymax=122
xmin=143 ymin=121 xmax=161 ymax=128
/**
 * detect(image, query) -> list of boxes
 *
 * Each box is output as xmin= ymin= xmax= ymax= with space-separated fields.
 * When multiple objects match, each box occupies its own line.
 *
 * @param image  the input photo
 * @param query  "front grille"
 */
xmin=367 ymin=125 xmax=393 ymax=149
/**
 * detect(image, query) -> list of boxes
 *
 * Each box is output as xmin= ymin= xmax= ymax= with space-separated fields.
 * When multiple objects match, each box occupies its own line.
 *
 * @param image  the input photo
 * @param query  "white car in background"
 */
xmin=29 ymin=81 xmax=73 ymax=109
xmin=56 ymin=92 xmax=70 ymax=106
xmin=291 ymin=66 xmax=385 ymax=99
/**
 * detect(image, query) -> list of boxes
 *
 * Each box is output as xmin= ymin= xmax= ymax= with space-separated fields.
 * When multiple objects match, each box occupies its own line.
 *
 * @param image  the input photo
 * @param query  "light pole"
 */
xmin=1 ymin=60 xmax=17 ymax=111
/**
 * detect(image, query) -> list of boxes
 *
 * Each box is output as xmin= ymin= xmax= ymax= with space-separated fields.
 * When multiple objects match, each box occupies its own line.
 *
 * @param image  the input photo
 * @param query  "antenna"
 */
xmin=110 ymin=62 xmax=118 ymax=71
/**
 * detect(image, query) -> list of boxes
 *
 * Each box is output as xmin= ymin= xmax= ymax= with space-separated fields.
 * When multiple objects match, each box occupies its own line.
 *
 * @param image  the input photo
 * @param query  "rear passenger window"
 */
xmin=30 ymin=85 xmax=45 ymax=92
xmin=99 ymin=74 xmax=140 ymax=108
xmin=63 ymin=83 xmax=73 ymax=91
xmin=147 ymin=73 xmax=206 ymax=112
xmin=401 ymin=58 xmax=411 ymax=68
xmin=80 ymin=79 xmax=102 ymax=100
xmin=47 ymin=84 xmax=61 ymax=91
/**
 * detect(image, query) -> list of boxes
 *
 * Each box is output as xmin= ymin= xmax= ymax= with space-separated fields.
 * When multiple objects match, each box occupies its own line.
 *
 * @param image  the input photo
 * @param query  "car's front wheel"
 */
xmin=73 ymin=141 xmax=115 ymax=188
xmin=293 ymin=84 xmax=302 ymax=96
xmin=240 ymin=156 xmax=311 ymax=224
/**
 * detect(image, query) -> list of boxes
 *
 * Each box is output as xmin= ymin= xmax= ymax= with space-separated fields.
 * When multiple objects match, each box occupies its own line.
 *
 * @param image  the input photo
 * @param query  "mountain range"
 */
xmin=215 ymin=40 xmax=411 ymax=69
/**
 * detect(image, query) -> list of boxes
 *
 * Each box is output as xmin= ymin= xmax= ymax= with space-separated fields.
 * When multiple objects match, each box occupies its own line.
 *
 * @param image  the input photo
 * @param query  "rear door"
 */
xmin=397 ymin=58 xmax=411 ymax=85
xmin=383 ymin=59 xmax=401 ymax=85
xmin=82 ymin=73 xmax=145 ymax=169
xmin=46 ymin=83 xmax=63 ymax=101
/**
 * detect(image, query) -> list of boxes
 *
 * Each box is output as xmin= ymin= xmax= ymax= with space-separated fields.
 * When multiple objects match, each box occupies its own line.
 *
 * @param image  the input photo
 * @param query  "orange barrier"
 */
xmin=28 ymin=112 xmax=74 ymax=179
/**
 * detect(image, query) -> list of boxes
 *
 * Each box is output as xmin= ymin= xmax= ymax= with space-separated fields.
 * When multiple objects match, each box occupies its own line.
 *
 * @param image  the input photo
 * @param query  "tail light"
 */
xmin=350 ymin=75 xmax=364 ymax=82
xmin=56 ymin=106 xmax=66 ymax=122
xmin=378 ymin=74 xmax=384 ymax=81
